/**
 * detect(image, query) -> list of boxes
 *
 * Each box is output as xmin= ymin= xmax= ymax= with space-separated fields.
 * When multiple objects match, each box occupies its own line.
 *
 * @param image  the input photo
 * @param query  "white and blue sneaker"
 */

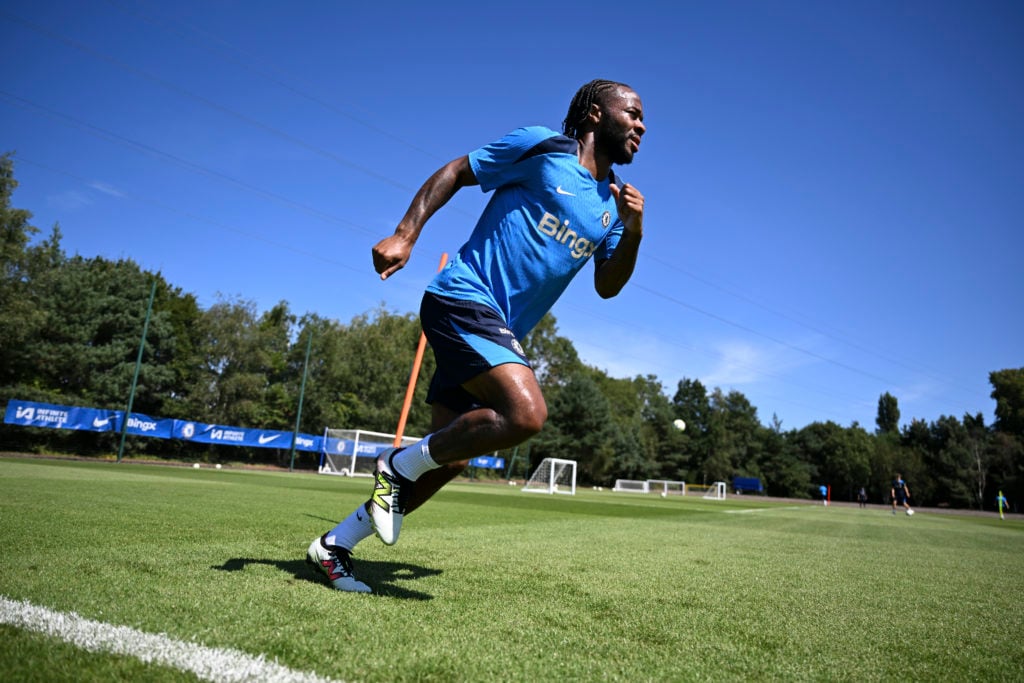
xmin=306 ymin=535 xmax=371 ymax=594
xmin=369 ymin=447 xmax=411 ymax=546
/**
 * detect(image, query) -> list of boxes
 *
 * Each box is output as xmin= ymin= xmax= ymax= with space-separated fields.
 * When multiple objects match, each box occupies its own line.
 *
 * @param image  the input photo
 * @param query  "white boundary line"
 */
xmin=725 ymin=506 xmax=805 ymax=514
xmin=0 ymin=595 xmax=343 ymax=683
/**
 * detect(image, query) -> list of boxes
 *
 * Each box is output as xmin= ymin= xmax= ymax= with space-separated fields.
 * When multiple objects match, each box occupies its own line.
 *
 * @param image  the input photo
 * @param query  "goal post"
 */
xmin=647 ymin=479 xmax=686 ymax=496
xmin=319 ymin=428 xmax=420 ymax=477
xmin=522 ymin=458 xmax=577 ymax=495
xmin=612 ymin=479 xmax=650 ymax=494
xmin=685 ymin=481 xmax=727 ymax=500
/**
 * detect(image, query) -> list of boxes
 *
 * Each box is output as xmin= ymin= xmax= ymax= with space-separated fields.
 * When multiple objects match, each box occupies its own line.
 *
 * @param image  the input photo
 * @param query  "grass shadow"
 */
xmin=212 ymin=556 xmax=441 ymax=600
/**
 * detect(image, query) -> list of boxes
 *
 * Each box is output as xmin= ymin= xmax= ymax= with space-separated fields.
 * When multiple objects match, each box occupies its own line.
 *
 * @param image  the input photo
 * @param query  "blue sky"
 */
xmin=2 ymin=1 xmax=1021 ymax=431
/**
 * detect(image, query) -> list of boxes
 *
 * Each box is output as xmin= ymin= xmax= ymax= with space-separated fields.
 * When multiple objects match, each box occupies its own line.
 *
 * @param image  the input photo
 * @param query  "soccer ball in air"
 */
xmin=673 ymin=419 xmax=686 ymax=431
xmin=906 ymin=509 xmax=915 ymax=516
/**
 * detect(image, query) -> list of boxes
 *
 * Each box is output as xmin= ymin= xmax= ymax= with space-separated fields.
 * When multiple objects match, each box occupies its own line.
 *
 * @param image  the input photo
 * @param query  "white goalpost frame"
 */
xmin=319 ymin=428 xmax=420 ymax=477
xmin=522 ymin=457 xmax=577 ymax=495
xmin=646 ymin=479 xmax=686 ymax=496
xmin=612 ymin=479 xmax=650 ymax=493
xmin=684 ymin=481 xmax=728 ymax=500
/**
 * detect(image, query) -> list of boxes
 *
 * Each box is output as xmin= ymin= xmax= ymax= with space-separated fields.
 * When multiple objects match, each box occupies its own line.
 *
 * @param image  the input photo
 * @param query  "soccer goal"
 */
xmin=685 ymin=481 xmax=727 ymax=500
xmin=522 ymin=458 xmax=577 ymax=495
xmin=319 ymin=428 xmax=420 ymax=477
xmin=647 ymin=479 xmax=686 ymax=496
xmin=613 ymin=479 xmax=650 ymax=493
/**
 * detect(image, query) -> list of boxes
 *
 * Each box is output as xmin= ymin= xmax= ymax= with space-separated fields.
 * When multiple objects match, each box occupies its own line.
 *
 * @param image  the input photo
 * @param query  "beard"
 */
xmin=596 ymin=122 xmax=635 ymax=166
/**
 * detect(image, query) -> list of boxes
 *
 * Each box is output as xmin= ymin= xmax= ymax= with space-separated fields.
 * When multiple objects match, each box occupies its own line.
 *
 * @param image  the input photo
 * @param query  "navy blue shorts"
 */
xmin=420 ymin=292 xmax=531 ymax=413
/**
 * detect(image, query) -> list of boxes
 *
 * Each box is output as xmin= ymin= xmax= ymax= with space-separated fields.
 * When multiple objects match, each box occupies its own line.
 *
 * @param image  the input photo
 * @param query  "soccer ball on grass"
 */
xmin=906 ymin=509 xmax=914 ymax=516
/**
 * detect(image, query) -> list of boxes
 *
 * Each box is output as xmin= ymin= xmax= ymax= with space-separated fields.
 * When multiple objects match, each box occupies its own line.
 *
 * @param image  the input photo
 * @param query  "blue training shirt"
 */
xmin=426 ymin=126 xmax=625 ymax=339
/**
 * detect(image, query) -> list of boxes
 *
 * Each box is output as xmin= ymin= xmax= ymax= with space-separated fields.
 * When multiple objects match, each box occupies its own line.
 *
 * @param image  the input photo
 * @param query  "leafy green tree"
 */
xmin=330 ymin=306 xmax=430 ymax=434
xmin=876 ymin=392 xmax=900 ymax=434
xmin=26 ymin=257 xmax=175 ymax=409
xmin=990 ymin=368 xmax=1024 ymax=437
xmin=869 ymin=431 xmax=901 ymax=504
xmin=0 ymin=154 xmax=61 ymax=390
xmin=792 ymin=421 xmax=871 ymax=500
xmin=590 ymin=369 xmax=651 ymax=480
xmin=521 ymin=313 xmax=582 ymax=389
xmin=928 ymin=414 xmax=983 ymax=509
xmin=703 ymin=388 xmax=762 ymax=484
xmin=758 ymin=415 xmax=811 ymax=497
xmin=631 ymin=374 xmax=686 ymax=481
xmin=192 ymin=296 xmax=272 ymax=426
xmin=671 ymin=378 xmax=711 ymax=480
xmin=899 ymin=418 xmax=933 ymax=505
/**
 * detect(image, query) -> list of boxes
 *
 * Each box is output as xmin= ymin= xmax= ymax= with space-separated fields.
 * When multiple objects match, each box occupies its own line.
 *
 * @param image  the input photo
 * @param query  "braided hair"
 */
xmin=562 ymin=79 xmax=630 ymax=139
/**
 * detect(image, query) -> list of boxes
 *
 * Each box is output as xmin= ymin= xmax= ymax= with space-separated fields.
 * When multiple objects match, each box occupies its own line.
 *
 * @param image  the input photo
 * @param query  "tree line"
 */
xmin=2 ymin=155 xmax=1021 ymax=510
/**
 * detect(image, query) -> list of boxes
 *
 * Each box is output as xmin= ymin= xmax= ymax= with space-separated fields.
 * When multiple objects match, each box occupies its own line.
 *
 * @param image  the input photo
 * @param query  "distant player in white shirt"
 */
xmin=308 ymin=80 xmax=647 ymax=592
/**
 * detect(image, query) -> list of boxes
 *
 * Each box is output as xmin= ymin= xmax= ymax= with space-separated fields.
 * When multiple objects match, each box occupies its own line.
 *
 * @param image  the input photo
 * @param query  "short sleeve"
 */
xmin=468 ymin=126 xmax=555 ymax=193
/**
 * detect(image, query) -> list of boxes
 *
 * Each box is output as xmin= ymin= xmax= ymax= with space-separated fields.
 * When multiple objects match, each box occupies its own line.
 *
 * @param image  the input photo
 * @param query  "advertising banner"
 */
xmin=4 ymin=399 xmax=321 ymax=452
xmin=174 ymin=420 xmax=321 ymax=451
xmin=323 ymin=436 xmax=393 ymax=459
xmin=4 ymin=400 xmax=116 ymax=433
xmin=115 ymin=412 xmax=174 ymax=439
xmin=469 ymin=455 xmax=505 ymax=470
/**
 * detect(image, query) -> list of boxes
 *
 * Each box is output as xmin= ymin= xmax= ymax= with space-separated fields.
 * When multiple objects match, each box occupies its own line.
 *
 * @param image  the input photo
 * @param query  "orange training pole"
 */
xmin=393 ymin=252 xmax=448 ymax=446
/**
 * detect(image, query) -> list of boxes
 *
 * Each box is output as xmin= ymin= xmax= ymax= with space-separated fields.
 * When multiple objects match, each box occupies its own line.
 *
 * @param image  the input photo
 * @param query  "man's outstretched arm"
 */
xmin=372 ymin=155 xmax=479 ymax=280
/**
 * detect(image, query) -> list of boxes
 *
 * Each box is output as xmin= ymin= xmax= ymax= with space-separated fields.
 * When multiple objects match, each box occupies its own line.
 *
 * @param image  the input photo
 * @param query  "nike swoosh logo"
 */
xmin=258 ymin=434 xmax=280 ymax=445
xmin=93 ymin=417 xmax=111 ymax=428
xmin=555 ymin=186 xmax=575 ymax=196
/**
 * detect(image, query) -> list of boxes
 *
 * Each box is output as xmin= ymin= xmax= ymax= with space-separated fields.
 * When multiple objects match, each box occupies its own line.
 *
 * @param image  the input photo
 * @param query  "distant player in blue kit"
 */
xmin=891 ymin=473 xmax=913 ymax=515
xmin=308 ymin=80 xmax=647 ymax=592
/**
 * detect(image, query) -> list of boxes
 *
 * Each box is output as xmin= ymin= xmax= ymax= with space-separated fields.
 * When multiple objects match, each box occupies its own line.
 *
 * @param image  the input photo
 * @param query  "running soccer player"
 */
xmin=307 ymin=79 xmax=647 ymax=592
xmin=891 ymin=473 xmax=912 ymax=515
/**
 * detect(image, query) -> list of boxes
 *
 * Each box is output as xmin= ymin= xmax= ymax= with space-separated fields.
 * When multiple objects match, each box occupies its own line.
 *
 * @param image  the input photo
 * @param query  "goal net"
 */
xmin=685 ymin=481 xmax=727 ymax=500
xmin=522 ymin=458 xmax=577 ymax=495
xmin=647 ymin=479 xmax=686 ymax=496
xmin=319 ymin=428 xmax=420 ymax=477
xmin=613 ymin=479 xmax=650 ymax=493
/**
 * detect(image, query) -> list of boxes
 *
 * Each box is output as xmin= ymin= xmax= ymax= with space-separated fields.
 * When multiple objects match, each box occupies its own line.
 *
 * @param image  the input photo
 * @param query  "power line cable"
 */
xmin=0 ymin=91 xmax=376 ymax=237
xmin=104 ymin=0 xmax=446 ymax=163
xmin=643 ymin=253 xmax=984 ymax=398
xmin=0 ymin=9 xmax=418 ymax=193
xmin=12 ymin=154 xmax=368 ymax=276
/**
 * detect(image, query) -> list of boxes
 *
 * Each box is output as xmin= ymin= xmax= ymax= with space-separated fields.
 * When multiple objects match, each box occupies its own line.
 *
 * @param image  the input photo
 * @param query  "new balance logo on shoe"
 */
xmin=321 ymin=557 xmax=346 ymax=581
xmin=369 ymin=448 xmax=407 ymax=545
xmin=371 ymin=472 xmax=394 ymax=512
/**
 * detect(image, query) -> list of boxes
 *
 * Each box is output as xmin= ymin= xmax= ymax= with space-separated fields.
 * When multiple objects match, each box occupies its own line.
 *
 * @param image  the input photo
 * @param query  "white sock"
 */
xmin=391 ymin=434 xmax=440 ymax=481
xmin=324 ymin=506 xmax=374 ymax=550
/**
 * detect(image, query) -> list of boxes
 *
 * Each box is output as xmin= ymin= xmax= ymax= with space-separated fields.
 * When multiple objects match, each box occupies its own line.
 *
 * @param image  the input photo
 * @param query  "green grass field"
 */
xmin=1 ymin=456 xmax=1021 ymax=682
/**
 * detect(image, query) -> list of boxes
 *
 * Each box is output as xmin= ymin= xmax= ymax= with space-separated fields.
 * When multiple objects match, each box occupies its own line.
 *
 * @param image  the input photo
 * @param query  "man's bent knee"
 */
xmin=506 ymin=405 xmax=546 ymax=441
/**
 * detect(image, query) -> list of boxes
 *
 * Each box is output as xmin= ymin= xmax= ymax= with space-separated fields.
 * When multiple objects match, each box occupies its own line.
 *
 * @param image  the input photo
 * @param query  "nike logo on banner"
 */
xmin=258 ymin=434 xmax=280 ymax=445
xmin=555 ymin=186 xmax=575 ymax=196
xmin=93 ymin=417 xmax=111 ymax=428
